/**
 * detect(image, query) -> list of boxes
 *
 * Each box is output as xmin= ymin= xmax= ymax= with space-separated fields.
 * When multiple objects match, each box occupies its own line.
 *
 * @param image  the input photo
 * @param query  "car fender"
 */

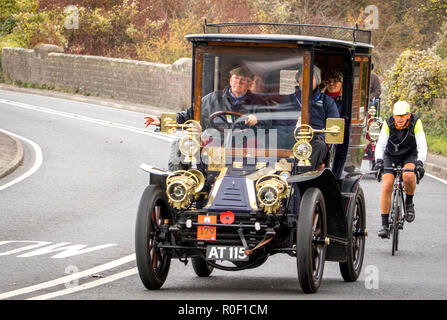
xmin=288 ymin=169 xmax=346 ymax=240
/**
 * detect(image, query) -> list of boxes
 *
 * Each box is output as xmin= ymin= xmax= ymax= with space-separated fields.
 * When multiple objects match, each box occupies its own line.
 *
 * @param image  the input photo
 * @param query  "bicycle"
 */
xmin=377 ymin=166 xmax=421 ymax=256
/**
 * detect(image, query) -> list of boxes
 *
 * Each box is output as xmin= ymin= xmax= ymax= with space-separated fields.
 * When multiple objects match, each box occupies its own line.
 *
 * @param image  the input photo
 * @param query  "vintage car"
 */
xmin=364 ymin=97 xmax=383 ymax=172
xmin=135 ymin=22 xmax=375 ymax=293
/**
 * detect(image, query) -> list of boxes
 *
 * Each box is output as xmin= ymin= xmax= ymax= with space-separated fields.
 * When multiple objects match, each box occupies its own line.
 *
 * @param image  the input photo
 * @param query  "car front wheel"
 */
xmin=296 ymin=188 xmax=327 ymax=293
xmin=135 ymin=185 xmax=172 ymax=290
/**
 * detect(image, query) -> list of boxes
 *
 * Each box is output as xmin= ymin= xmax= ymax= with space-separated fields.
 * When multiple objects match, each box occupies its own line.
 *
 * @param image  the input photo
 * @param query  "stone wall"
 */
xmin=1 ymin=44 xmax=192 ymax=110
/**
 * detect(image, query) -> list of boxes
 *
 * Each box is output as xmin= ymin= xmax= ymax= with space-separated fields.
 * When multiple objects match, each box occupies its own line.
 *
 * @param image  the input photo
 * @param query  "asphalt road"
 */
xmin=1 ymin=89 xmax=447 ymax=302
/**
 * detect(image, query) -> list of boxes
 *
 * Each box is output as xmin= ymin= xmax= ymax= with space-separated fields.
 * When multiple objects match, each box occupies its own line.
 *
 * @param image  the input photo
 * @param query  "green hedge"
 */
xmin=382 ymin=47 xmax=447 ymax=136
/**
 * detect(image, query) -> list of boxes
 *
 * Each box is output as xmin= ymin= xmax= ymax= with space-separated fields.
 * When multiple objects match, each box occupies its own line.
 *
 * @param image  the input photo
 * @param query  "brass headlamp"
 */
xmin=255 ymin=174 xmax=289 ymax=214
xmin=166 ymin=169 xmax=205 ymax=210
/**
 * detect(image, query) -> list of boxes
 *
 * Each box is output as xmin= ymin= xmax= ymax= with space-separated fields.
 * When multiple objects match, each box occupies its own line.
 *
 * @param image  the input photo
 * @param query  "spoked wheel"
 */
xmin=191 ymin=257 xmax=214 ymax=277
xmin=392 ymin=213 xmax=400 ymax=256
xmin=135 ymin=185 xmax=172 ymax=290
xmin=340 ymin=186 xmax=366 ymax=281
xmin=296 ymin=188 xmax=327 ymax=293
xmin=391 ymin=193 xmax=401 ymax=256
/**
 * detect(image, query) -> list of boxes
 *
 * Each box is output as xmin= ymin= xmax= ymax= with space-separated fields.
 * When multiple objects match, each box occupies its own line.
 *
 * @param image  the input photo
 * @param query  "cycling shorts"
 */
xmin=383 ymin=154 xmax=417 ymax=176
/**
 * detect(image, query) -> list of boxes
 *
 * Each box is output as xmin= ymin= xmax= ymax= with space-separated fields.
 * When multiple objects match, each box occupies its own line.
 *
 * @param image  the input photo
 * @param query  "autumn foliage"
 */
xmin=1 ymin=0 xmax=446 ymax=71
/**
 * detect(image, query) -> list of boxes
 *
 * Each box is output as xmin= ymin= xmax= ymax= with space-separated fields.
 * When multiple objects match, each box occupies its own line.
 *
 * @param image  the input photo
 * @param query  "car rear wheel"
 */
xmin=296 ymin=188 xmax=327 ymax=293
xmin=135 ymin=185 xmax=172 ymax=290
xmin=191 ymin=257 xmax=214 ymax=277
xmin=339 ymin=186 xmax=366 ymax=281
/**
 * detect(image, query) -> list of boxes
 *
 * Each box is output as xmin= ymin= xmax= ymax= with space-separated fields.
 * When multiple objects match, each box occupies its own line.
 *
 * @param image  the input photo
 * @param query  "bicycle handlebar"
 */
xmin=383 ymin=167 xmax=416 ymax=172
xmin=376 ymin=167 xmax=420 ymax=184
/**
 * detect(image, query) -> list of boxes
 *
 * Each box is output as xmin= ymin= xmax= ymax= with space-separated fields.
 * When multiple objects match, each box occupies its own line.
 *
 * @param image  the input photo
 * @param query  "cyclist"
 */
xmin=375 ymin=100 xmax=427 ymax=238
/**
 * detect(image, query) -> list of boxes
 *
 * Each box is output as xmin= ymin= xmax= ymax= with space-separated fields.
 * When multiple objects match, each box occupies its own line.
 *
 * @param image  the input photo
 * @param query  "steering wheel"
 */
xmin=208 ymin=110 xmax=248 ymax=132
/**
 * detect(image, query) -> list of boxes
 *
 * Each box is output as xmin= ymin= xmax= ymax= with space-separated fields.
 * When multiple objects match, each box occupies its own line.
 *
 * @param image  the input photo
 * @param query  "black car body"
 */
xmin=135 ymin=22 xmax=375 ymax=293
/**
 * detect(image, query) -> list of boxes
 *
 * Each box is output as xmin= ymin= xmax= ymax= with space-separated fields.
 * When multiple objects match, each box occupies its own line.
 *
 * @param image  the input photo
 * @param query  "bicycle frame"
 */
xmin=390 ymin=167 xmax=406 ymax=224
xmin=384 ymin=166 xmax=416 ymax=255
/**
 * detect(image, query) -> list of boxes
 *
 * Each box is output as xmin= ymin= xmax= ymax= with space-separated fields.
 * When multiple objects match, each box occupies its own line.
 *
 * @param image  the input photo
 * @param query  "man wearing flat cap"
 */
xmin=276 ymin=64 xmax=339 ymax=170
xmin=144 ymin=65 xmax=268 ymax=130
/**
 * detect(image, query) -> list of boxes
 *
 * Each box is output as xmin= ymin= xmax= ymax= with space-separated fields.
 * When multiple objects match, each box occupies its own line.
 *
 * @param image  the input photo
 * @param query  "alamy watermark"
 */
xmin=363 ymin=5 xmax=379 ymax=30
xmin=64 ymin=264 xmax=79 ymax=289
xmin=364 ymin=265 xmax=380 ymax=289
xmin=64 ymin=5 xmax=79 ymax=30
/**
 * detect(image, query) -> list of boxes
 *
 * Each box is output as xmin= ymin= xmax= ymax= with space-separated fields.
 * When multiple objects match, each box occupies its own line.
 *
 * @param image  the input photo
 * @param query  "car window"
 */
xmin=197 ymin=45 xmax=304 ymax=152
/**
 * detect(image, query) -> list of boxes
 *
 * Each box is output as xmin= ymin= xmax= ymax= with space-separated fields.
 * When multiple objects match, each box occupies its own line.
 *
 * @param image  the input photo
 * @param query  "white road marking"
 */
xmin=0 ymin=98 xmax=176 ymax=142
xmin=27 ymin=267 xmax=138 ymax=300
xmin=425 ymin=173 xmax=447 ymax=185
xmin=0 ymin=253 xmax=135 ymax=300
xmin=0 ymin=241 xmax=117 ymax=259
xmin=0 ymin=128 xmax=43 ymax=191
xmin=16 ymin=242 xmax=117 ymax=259
xmin=0 ymin=241 xmax=52 ymax=256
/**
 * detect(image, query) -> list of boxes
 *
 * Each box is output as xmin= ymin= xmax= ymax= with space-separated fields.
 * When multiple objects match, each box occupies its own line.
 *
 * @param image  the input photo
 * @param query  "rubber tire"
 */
xmin=339 ymin=186 xmax=366 ymax=282
xmin=135 ymin=185 xmax=171 ymax=290
xmin=391 ymin=191 xmax=401 ymax=256
xmin=191 ymin=257 xmax=214 ymax=277
xmin=296 ymin=188 xmax=327 ymax=294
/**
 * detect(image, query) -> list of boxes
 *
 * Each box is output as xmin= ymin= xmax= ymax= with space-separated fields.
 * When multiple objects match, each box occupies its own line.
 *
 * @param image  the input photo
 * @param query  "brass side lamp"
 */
xmin=293 ymin=124 xmax=313 ymax=167
xmin=292 ymin=118 xmax=345 ymax=166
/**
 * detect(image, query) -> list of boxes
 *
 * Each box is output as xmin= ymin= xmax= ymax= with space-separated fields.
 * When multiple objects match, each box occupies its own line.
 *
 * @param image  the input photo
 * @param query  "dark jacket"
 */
xmin=176 ymin=87 xmax=271 ymax=130
xmin=275 ymin=87 xmax=340 ymax=149
xmin=369 ymin=73 xmax=381 ymax=99
xmin=385 ymin=114 xmax=418 ymax=159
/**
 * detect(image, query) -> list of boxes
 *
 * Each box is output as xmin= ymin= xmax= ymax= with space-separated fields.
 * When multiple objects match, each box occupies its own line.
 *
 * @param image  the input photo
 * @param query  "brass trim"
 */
xmin=324 ymin=118 xmax=345 ymax=144
xmin=245 ymin=178 xmax=259 ymax=210
xmin=232 ymin=161 xmax=243 ymax=169
xmin=161 ymin=113 xmax=177 ymax=134
xmin=205 ymin=167 xmax=228 ymax=207
xmin=256 ymin=162 xmax=267 ymax=170
xmin=275 ymin=158 xmax=292 ymax=172
xmin=207 ymin=147 xmax=226 ymax=171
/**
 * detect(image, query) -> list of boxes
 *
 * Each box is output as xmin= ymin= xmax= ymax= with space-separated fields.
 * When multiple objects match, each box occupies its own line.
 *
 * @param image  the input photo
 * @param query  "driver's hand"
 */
xmin=245 ymin=114 xmax=258 ymax=127
xmin=144 ymin=115 xmax=160 ymax=127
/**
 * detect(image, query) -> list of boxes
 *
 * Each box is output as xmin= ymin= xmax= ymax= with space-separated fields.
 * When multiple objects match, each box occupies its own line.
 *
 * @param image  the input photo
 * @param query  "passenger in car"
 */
xmin=323 ymin=70 xmax=343 ymax=112
xmin=275 ymin=65 xmax=339 ymax=170
xmin=250 ymin=74 xmax=267 ymax=94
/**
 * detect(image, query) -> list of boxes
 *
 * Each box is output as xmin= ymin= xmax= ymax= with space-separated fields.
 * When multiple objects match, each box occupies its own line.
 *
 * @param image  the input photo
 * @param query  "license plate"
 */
xmin=206 ymin=246 xmax=249 ymax=261
xmin=197 ymin=215 xmax=217 ymax=241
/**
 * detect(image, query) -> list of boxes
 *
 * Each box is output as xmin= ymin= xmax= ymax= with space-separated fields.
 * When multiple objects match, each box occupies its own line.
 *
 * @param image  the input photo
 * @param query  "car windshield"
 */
xmin=195 ymin=45 xmax=305 ymax=154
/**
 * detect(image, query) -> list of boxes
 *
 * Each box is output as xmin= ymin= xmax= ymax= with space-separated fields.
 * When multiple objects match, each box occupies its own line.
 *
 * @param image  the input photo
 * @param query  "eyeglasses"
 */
xmin=394 ymin=114 xmax=409 ymax=119
xmin=232 ymin=76 xmax=251 ymax=84
xmin=326 ymin=79 xmax=341 ymax=84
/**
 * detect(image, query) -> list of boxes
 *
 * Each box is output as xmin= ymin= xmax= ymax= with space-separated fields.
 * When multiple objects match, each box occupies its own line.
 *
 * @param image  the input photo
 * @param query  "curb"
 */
xmin=425 ymin=162 xmax=447 ymax=180
xmin=0 ymin=132 xmax=24 ymax=179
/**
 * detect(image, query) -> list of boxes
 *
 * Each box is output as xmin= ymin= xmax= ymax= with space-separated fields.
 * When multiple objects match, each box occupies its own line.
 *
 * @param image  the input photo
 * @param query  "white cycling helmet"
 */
xmin=393 ymin=101 xmax=411 ymax=115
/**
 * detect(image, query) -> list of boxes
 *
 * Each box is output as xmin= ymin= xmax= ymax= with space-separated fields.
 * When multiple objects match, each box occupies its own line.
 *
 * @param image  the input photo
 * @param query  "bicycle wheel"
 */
xmin=391 ymin=190 xmax=401 ymax=256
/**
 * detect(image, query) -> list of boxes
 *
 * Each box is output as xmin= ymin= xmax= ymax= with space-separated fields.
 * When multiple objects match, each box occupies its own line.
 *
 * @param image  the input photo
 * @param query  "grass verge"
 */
xmin=427 ymin=134 xmax=447 ymax=157
xmin=0 ymin=70 xmax=96 ymax=97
